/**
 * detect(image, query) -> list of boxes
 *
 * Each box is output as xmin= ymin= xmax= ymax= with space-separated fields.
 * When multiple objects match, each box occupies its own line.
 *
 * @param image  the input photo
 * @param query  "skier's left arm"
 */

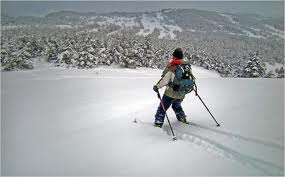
xmin=153 ymin=64 xmax=172 ymax=92
xmin=156 ymin=71 xmax=174 ymax=89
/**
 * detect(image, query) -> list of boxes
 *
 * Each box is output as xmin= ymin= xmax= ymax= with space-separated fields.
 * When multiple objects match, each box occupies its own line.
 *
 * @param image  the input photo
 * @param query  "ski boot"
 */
xmin=154 ymin=120 xmax=163 ymax=128
xmin=178 ymin=117 xmax=190 ymax=125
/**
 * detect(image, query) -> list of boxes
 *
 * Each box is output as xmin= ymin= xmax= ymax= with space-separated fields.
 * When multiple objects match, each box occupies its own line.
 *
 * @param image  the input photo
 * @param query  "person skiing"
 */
xmin=153 ymin=48 xmax=195 ymax=127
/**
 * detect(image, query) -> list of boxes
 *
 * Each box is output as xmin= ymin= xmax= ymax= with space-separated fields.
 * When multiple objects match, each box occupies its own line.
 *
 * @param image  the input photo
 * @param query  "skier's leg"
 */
xmin=154 ymin=95 xmax=173 ymax=127
xmin=172 ymin=99 xmax=187 ymax=122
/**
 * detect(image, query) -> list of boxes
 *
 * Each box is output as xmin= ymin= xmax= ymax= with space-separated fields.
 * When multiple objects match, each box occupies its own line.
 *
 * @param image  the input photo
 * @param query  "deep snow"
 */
xmin=1 ymin=66 xmax=284 ymax=176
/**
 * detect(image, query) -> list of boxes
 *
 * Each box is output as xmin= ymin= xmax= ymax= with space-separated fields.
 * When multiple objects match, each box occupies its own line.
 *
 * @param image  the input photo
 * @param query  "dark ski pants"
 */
xmin=155 ymin=94 xmax=186 ymax=125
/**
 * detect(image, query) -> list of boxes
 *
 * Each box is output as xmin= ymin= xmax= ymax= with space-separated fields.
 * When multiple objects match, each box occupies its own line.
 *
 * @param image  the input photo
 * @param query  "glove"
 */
xmin=153 ymin=85 xmax=158 ymax=93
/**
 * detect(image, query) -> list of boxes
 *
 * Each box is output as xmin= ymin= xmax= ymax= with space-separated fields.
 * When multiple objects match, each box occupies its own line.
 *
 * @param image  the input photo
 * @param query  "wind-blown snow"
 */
xmin=1 ymin=66 xmax=284 ymax=176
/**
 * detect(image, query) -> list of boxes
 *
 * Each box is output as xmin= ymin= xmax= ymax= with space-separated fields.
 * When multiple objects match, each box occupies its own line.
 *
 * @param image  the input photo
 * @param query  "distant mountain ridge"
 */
xmin=2 ymin=8 xmax=284 ymax=40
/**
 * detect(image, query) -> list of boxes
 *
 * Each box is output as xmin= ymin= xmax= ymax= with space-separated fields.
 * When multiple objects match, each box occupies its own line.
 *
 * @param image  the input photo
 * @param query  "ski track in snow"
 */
xmin=168 ymin=128 xmax=283 ymax=176
xmin=135 ymin=119 xmax=283 ymax=176
xmin=187 ymin=122 xmax=284 ymax=150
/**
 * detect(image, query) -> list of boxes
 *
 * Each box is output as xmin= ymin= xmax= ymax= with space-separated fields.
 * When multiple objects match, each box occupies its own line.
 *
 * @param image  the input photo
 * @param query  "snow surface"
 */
xmin=1 ymin=25 xmax=29 ymax=30
xmin=242 ymin=29 xmax=265 ymax=39
xmin=265 ymin=24 xmax=284 ymax=39
xmin=55 ymin=25 xmax=73 ymax=29
xmin=89 ymin=13 xmax=182 ymax=39
xmin=1 ymin=66 xmax=284 ymax=176
xmin=220 ymin=13 xmax=239 ymax=25
xmin=138 ymin=13 xmax=182 ymax=39
xmin=96 ymin=16 xmax=139 ymax=28
xmin=220 ymin=13 xmax=266 ymax=39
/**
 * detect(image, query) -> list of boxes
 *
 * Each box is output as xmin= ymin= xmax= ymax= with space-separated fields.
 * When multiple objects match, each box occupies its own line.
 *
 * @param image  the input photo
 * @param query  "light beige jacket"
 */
xmin=156 ymin=59 xmax=195 ymax=99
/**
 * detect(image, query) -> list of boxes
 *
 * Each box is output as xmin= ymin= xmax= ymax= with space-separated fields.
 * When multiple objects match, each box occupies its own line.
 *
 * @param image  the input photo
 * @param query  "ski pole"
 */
xmin=157 ymin=91 xmax=177 ymax=140
xmin=193 ymin=83 xmax=220 ymax=127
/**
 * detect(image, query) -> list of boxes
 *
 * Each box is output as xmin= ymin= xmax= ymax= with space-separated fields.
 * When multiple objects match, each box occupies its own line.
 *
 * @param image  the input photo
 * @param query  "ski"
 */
xmin=133 ymin=118 xmax=190 ymax=127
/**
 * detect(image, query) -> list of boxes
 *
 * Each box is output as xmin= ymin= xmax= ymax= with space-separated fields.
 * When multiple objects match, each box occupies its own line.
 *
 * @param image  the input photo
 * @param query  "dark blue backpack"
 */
xmin=171 ymin=64 xmax=194 ymax=94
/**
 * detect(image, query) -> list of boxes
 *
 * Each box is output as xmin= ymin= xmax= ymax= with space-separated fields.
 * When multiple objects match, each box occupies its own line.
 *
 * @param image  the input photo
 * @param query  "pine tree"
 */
xmin=276 ymin=67 xmax=284 ymax=78
xmin=242 ymin=52 xmax=265 ymax=78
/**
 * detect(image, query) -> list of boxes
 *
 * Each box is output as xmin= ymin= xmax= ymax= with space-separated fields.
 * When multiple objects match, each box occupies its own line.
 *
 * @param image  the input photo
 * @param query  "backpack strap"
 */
xmin=169 ymin=59 xmax=183 ymax=72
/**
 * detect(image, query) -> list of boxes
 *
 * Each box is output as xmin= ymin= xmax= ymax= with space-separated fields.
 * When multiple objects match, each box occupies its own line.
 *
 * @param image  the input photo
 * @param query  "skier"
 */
xmin=153 ymin=48 xmax=195 ymax=127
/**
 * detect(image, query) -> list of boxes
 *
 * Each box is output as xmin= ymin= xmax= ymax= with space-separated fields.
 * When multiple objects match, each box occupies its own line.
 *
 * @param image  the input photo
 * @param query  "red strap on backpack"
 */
xmin=169 ymin=58 xmax=182 ymax=72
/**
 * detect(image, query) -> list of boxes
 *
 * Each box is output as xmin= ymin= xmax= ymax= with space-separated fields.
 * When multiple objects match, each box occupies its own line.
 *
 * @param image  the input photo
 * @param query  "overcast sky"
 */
xmin=1 ymin=1 xmax=284 ymax=18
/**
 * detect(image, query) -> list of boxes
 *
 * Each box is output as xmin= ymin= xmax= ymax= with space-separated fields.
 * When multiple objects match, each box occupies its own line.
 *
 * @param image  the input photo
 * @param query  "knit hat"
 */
xmin=172 ymin=48 xmax=183 ymax=59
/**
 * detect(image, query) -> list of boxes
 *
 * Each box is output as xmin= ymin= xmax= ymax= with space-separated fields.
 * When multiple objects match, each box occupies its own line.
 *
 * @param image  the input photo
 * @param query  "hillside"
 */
xmin=1 ymin=9 xmax=284 ymax=77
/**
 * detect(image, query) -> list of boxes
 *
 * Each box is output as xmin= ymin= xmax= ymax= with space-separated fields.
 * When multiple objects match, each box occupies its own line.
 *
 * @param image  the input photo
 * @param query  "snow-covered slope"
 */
xmin=137 ymin=12 xmax=182 ymax=39
xmin=1 ymin=67 xmax=284 ymax=175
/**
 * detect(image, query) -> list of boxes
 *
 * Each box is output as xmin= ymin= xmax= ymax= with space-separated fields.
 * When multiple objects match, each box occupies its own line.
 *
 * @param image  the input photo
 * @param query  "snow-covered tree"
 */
xmin=276 ymin=67 xmax=284 ymax=78
xmin=1 ymin=12 xmax=283 ymax=77
xmin=242 ymin=52 xmax=265 ymax=78
xmin=265 ymin=70 xmax=276 ymax=78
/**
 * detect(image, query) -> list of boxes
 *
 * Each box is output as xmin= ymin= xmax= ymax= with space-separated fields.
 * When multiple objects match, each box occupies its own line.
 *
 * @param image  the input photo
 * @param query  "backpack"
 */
xmin=170 ymin=64 xmax=194 ymax=94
